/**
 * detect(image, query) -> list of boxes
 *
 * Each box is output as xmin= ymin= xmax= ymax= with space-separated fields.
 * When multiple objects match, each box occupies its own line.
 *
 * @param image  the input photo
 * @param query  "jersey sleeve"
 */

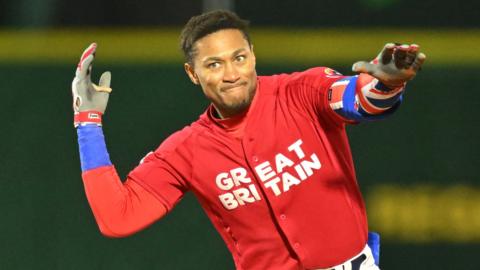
xmin=279 ymin=67 xmax=353 ymax=126
xmin=128 ymin=129 xmax=193 ymax=212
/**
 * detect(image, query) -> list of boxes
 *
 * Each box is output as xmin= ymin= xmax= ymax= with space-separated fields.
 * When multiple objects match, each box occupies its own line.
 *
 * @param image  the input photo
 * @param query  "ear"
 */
xmin=184 ymin=63 xmax=200 ymax=85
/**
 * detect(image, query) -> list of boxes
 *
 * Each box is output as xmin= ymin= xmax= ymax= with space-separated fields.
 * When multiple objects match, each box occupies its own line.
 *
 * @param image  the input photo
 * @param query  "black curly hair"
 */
xmin=180 ymin=10 xmax=251 ymax=64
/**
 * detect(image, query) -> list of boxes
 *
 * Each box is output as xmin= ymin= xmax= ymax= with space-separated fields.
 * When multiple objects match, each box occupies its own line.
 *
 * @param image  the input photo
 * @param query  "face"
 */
xmin=184 ymin=29 xmax=257 ymax=118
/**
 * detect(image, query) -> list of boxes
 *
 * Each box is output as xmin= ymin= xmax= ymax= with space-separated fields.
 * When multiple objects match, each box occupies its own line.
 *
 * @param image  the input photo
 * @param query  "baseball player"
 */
xmin=72 ymin=10 xmax=425 ymax=270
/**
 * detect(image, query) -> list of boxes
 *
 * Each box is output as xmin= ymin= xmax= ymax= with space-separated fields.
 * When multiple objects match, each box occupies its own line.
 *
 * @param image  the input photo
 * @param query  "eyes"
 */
xmin=235 ymin=55 xmax=246 ymax=62
xmin=207 ymin=62 xmax=221 ymax=69
xmin=206 ymin=54 xmax=247 ymax=69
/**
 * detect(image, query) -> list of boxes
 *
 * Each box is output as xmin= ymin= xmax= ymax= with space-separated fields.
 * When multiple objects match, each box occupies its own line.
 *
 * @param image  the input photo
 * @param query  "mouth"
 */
xmin=221 ymin=82 xmax=248 ymax=92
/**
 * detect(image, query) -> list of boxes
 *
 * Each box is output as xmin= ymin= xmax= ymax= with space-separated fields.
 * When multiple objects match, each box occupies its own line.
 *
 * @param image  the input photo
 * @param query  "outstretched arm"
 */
xmin=328 ymin=43 xmax=426 ymax=122
xmin=72 ymin=43 xmax=167 ymax=237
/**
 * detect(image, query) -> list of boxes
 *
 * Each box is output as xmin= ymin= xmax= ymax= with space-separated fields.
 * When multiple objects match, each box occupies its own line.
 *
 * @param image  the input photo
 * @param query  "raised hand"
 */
xmin=71 ymin=43 xmax=112 ymax=127
xmin=352 ymin=43 xmax=426 ymax=88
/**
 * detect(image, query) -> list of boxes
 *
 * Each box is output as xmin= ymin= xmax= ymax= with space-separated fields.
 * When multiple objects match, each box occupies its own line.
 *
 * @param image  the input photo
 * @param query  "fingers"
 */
xmin=93 ymin=71 xmax=112 ymax=93
xmin=380 ymin=43 xmax=395 ymax=65
xmin=394 ymin=44 xmax=409 ymax=69
xmin=404 ymin=44 xmax=418 ymax=66
xmin=411 ymin=52 xmax=426 ymax=71
xmin=397 ymin=44 xmax=425 ymax=72
xmin=389 ymin=43 xmax=425 ymax=72
xmin=352 ymin=61 xmax=375 ymax=74
xmin=76 ymin=43 xmax=97 ymax=79
xmin=98 ymin=71 xmax=111 ymax=87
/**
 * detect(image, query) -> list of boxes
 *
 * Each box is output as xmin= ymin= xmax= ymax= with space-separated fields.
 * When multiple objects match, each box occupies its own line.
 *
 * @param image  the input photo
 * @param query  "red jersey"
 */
xmin=129 ymin=67 xmax=367 ymax=269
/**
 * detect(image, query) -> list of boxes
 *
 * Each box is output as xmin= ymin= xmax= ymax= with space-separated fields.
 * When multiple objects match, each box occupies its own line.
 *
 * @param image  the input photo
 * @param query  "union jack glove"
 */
xmin=72 ymin=43 xmax=112 ymax=127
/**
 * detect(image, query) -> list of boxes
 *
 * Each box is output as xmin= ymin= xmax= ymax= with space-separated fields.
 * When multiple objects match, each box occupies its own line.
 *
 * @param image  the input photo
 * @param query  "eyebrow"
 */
xmin=203 ymin=48 xmax=248 ymax=63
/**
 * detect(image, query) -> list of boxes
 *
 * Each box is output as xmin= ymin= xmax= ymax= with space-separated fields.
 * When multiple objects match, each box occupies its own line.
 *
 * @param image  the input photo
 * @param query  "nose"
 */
xmin=223 ymin=62 xmax=240 ymax=83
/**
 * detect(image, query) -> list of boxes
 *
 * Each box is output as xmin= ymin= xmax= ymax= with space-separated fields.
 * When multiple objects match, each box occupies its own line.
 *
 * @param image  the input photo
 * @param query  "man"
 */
xmin=72 ymin=10 xmax=425 ymax=270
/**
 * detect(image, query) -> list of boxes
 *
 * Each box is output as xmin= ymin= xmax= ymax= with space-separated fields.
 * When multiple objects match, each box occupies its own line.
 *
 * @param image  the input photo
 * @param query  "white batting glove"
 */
xmin=352 ymin=43 xmax=427 ymax=89
xmin=72 ymin=43 xmax=112 ymax=127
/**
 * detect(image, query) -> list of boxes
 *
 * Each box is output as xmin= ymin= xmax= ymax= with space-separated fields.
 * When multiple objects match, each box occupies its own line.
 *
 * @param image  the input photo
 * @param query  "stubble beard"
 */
xmin=218 ymin=84 xmax=256 ymax=118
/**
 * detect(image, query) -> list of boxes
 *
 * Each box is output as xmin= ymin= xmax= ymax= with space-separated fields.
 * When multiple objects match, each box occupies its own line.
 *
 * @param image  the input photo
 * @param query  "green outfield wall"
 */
xmin=0 ymin=29 xmax=478 ymax=270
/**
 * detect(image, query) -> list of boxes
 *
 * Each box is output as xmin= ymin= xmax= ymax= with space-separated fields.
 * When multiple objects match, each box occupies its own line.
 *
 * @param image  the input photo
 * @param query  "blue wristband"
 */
xmin=77 ymin=125 xmax=112 ymax=172
xmin=368 ymin=231 xmax=381 ymax=266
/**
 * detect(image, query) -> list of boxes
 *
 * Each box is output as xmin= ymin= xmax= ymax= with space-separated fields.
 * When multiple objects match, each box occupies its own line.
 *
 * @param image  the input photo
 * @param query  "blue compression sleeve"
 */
xmin=77 ymin=125 xmax=112 ymax=172
xmin=341 ymin=76 xmax=364 ymax=121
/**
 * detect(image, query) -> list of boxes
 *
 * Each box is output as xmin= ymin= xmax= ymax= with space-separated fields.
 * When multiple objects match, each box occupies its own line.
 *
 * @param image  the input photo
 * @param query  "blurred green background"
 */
xmin=0 ymin=0 xmax=479 ymax=269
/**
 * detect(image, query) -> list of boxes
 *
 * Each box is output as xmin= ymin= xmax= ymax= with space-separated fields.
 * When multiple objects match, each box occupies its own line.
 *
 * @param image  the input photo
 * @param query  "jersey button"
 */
xmin=253 ymin=156 xmax=259 ymax=162
xmin=294 ymin=242 xmax=300 ymax=249
xmin=280 ymin=214 xmax=286 ymax=220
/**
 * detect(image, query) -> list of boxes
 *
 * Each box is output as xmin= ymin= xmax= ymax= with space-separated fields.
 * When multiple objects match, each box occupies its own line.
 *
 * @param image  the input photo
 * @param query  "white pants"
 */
xmin=314 ymin=245 xmax=380 ymax=270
